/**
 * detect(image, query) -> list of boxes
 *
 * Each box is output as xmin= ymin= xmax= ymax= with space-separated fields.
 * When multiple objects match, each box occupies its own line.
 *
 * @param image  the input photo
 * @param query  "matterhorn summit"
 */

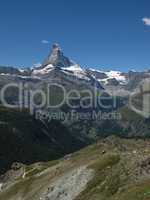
xmin=42 ymin=43 xmax=75 ymax=68
xmin=32 ymin=43 xmax=87 ymax=78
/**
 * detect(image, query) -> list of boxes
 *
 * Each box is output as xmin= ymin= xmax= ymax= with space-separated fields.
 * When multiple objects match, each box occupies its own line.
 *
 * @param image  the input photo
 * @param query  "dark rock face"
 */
xmin=42 ymin=43 xmax=74 ymax=68
xmin=107 ymin=78 xmax=119 ymax=86
xmin=87 ymin=69 xmax=107 ymax=79
xmin=85 ymin=70 xmax=104 ymax=89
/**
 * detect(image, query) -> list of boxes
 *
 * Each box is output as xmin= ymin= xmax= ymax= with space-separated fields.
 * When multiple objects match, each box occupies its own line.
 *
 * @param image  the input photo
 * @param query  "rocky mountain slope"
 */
xmin=1 ymin=136 xmax=150 ymax=200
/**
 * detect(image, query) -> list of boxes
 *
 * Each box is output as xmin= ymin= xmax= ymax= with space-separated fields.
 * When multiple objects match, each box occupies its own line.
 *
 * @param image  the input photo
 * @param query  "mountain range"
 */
xmin=0 ymin=43 xmax=150 ymax=97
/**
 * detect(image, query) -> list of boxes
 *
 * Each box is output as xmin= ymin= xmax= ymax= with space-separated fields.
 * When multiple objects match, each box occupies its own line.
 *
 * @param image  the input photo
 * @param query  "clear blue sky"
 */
xmin=0 ymin=0 xmax=150 ymax=71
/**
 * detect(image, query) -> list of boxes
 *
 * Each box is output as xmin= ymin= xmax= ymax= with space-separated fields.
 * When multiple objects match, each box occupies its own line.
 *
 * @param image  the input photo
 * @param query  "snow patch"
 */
xmin=32 ymin=64 xmax=55 ymax=75
xmin=0 ymin=73 xmax=41 ymax=80
xmin=0 ymin=73 xmax=11 ymax=76
xmin=18 ymin=68 xmax=26 ymax=73
xmin=90 ymin=69 xmax=127 ymax=85
xmin=62 ymin=65 xmax=90 ymax=80
xmin=105 ymin=71 xmax=126 ymax=82
xmin=89 ymin=68 xmax=105 ymax=73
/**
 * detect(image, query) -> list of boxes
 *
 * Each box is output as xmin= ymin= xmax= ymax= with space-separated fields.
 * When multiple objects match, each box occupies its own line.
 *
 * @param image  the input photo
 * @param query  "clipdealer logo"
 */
xmin=129 ymin=80 xmax=150 ymax=118
xmin=0 ymin=80 xmax=118 ymax=115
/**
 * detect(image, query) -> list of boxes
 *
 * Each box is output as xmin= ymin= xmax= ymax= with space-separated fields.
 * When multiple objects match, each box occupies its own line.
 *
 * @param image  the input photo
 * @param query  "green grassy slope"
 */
xmin=1 ymin=136 xmax=150 ymax=200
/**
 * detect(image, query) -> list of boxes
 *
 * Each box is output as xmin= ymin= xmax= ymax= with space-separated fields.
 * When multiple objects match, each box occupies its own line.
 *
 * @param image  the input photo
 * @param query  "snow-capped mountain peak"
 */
xmin=32 ymin=44 xmax=90 ymax=81
xmin=104 ymin=70 xmax=127 ymax=84
xmin=42 ymin=43 xmax=75 ymax=68
xmin=88 ymin=68 xmax=127 ymax=85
